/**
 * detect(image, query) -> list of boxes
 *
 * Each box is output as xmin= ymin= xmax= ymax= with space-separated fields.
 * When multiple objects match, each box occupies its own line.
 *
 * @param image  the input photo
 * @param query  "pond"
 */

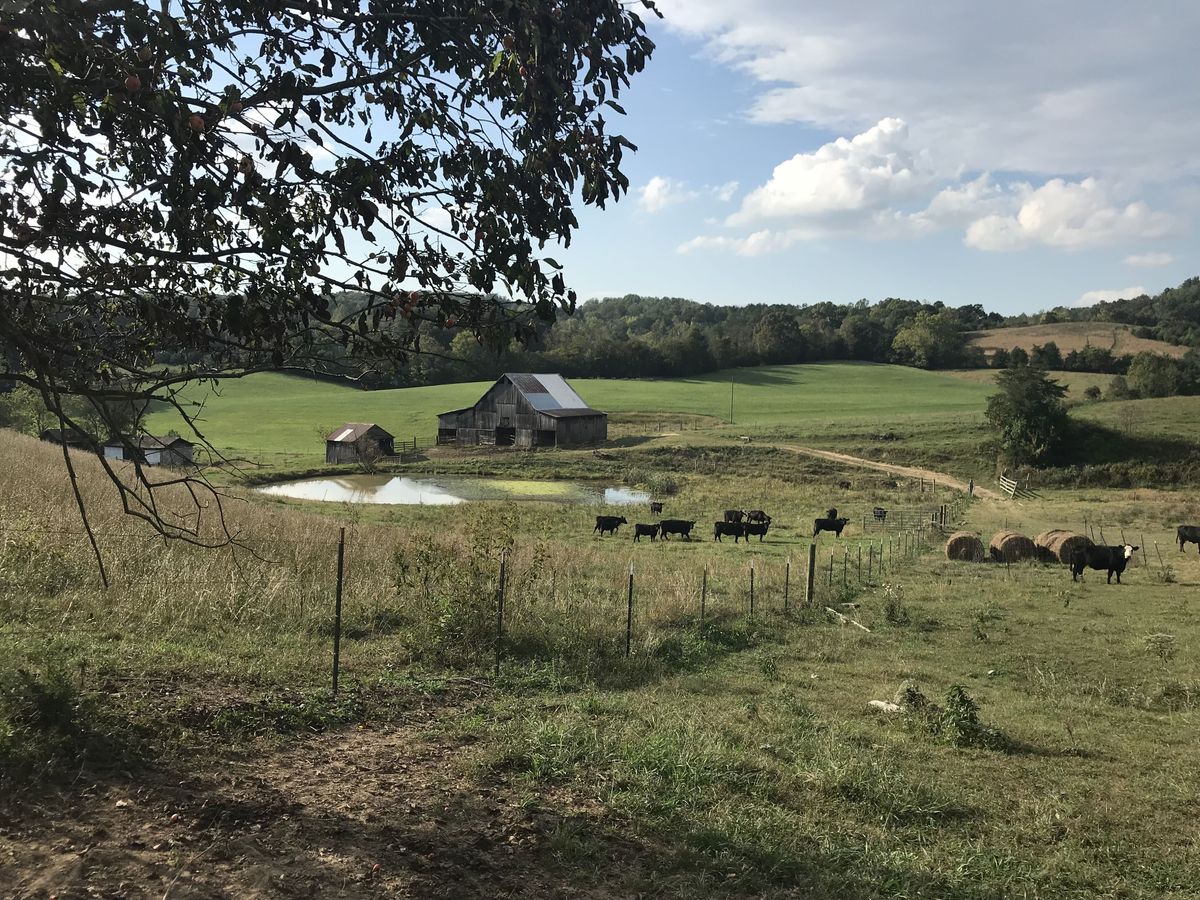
xmin=256 ymin=474 xmax=651 ymax=506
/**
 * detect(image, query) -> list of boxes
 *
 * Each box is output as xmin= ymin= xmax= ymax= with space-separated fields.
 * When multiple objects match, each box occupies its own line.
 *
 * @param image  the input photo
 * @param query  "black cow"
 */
xmin=744 ymin=522 xmax=769 ymax=542
xmin=633 ymin=523 xmax=660 ymax=542
xmin=873 ymin=506 xmax=888 ymax=523
xmin=746 ymin=509 xmax=771 ymax=524
xmin=713 ymin=521 xmax=746 ymax=543
xmin=659 ymin=519 xmax=696 ymax=541
xmin=1071 ymin=543 xmax=1139 ymax=583
xmin=593 ymin=515 xmax=627 ymax=536
xmin=837 ymin=480 xmax=852 ymax=489
xmin=813 ymin=517 xmax=849 ymax=538
xmin=650 ymin=501 xmax=664 ymax=515
xmin=724 ymin=509 xmax=746 ymax=524
xmin=825 ymin=507 xmax=838 ymax=519
xmin=1177 ymin=525 xmax=1200 ymax=554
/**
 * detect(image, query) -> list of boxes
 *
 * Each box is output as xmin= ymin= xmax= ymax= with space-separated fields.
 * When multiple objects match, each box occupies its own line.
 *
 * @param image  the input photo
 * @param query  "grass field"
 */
xmin=3 ymin=429 xmax=1200 ymax=897
xmin=967 ymin=321 xmax=1189 ymax=359
xmin=943 ymin=367 xmax=1115 ymax=399
xmin=146 ymin=363 xmax=996 ymax=470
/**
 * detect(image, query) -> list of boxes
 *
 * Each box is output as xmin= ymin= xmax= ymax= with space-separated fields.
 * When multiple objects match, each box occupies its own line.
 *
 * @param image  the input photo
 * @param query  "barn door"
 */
xmin=497 ymin=403 xmax=515 ymax=426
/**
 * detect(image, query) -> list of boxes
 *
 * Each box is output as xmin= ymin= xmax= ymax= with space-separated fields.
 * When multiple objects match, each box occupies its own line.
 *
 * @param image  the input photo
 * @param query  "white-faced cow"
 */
xmin=1071 ymin=544 xmax=1139 ymax=584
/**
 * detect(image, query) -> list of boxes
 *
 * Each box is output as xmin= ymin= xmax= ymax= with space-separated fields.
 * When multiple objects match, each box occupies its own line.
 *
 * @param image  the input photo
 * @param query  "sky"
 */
xmin=558 ymin=1 xmax=1200 ymax=314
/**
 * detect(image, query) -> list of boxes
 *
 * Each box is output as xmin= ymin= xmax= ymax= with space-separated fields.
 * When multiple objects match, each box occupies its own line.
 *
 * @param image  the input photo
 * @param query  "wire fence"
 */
xmin=1 ymin=497 xmax=967 ymax=691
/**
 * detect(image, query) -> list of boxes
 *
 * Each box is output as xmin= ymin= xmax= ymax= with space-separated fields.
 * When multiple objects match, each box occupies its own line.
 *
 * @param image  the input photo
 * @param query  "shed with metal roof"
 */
xmin=437 ymin=374 xmax=607 ymax=448
xmin=325 ymin=423 xmax=395 ymax=464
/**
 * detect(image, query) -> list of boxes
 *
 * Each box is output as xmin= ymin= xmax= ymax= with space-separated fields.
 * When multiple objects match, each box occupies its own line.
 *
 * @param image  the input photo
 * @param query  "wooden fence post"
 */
xmin=494 ymin=552 xmax=507 ymax=677
xmin=805 ymin=543 xmax=817 ymax=606
xmin=331 ymin=527 xmax=345 ymax=697
xmin=701 ymin=563 xmax=708 ymax=621
xmin=625 ymin=562 xmax=634 ymax=658
xmin=749 ymin=562 xmax=755 ymax=618
xmin=783 ymin=558 xmax=791 ymax=611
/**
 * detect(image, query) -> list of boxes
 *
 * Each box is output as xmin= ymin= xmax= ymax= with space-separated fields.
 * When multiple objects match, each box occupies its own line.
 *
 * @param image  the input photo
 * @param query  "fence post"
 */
xmin=868 ymin=544 xmax=873 ymax=578
xmin=842 ymin=550 xmax=848 ymax=586
xmin=625 ymin=562 xmax=635 ymax=658
xmin=331 ymin=527 xmax=345 ymax=697
xmin=805 ymin=543 xmax=817 ymax=606
xmin=784 ymin=558 xmax=791 ymax=611
xmin=701 ymin=563 xmax=708 ymax=621
xmin=494 ymin=552 xmax=507 ymax=677
xmin=828 ymin=552 xmax=834 ymax=587
xmin=1140 ymin=536 xmax=1148 ymax=566
xmin=749 ymin=562 xmax=755 ymax=618
xmin=857 ymin=545 xmax=862 ymax=581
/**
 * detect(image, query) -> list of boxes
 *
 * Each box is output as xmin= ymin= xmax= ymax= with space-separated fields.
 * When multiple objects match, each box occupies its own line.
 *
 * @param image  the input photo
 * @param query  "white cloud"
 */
xmin=1124 ymin=251 xmax=1175 ymax=268
xmin=713 ymin=180 xmax=739 ymax=202
xmin=963 ymin=178 xmax=1176 ymax=251
xmin=656 ymin=0 xmax=1200 ymax=181
xmin=727 ymin=118 xmax=936 ymax=226
xmin=1075 ymin=285 xmax=1149 ymax=307
xmin=637 ymin=176 xmax=699 ymax=213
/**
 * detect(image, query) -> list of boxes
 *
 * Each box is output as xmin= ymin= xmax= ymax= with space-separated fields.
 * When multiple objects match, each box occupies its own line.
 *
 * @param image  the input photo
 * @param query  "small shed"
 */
xmin=325 ymin=423 xmax=395 ymax=464
xmin=40 ymin=427 xmax=90 ymax=448
xmin=103 ymin=435 xmax=195 ymax=467
xmin=437 ymin=374 xmax=607 ymax=448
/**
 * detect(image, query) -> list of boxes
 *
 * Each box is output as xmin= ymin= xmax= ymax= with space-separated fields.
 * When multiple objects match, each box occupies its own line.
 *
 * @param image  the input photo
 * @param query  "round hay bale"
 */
xmin=945 ymin=531 xmax=985 ymax=562
xmin=989 ymin=530 xmax=1038 ymax=563
xmin=1034 ymin=529 xmax=1072 ymax=563
xmin=1047 ymin=532 xmax=1093 ymax=565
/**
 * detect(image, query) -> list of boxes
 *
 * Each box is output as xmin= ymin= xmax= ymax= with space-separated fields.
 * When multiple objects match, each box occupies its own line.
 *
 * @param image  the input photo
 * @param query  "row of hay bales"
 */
xmin=944 ymin=529 xmax=1094 ymax=563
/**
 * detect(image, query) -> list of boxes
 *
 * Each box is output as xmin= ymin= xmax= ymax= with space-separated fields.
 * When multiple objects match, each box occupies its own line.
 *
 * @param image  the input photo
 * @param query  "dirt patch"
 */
xmin=781 ymin=445 xmax=1002 ymax=500
xmin=1 ymin=722 xmax=651 ymax=899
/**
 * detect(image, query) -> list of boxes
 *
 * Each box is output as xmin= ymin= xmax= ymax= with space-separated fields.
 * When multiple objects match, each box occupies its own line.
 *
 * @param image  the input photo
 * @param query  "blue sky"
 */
xmin=559 ymin=1 xmax=1199 ymax=314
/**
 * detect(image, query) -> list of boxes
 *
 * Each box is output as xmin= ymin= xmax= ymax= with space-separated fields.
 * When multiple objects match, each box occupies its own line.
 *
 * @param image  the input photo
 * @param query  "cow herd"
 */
xmin=594 ymin=503 xmax=887 ymax=545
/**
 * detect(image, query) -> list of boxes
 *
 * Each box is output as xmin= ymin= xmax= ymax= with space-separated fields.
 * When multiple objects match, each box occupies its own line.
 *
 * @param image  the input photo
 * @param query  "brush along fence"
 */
xmin=1 ymin=521 xmax=943 ymax=687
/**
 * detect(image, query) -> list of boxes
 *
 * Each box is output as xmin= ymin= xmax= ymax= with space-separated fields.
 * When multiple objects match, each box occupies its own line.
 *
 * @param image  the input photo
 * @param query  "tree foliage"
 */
xmin=0 ymin=0 xmax=656 ymax=545
xmin=985 ymin=365 xmax=1069 ymax=467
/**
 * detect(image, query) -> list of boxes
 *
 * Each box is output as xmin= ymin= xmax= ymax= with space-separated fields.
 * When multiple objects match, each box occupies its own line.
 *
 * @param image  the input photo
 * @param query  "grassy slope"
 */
xmin=967 ymin=321 xmax=1189 ymax=359
xmin=146 ymin=363 xmax=995 ymax=468
xmin=942 ymin=367 xmax=1115 ymax=399
xmin=3 ymin=432 xmax=1200 ymax=896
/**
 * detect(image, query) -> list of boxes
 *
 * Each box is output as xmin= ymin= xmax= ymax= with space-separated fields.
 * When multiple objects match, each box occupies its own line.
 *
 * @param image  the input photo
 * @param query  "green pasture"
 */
xmin=146 ymin=363 xmax=995 ymax=468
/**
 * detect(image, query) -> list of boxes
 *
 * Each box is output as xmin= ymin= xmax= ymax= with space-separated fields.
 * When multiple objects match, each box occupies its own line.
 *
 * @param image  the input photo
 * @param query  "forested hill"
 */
xmin=153 ymin=278 xmax=1200 ymax=388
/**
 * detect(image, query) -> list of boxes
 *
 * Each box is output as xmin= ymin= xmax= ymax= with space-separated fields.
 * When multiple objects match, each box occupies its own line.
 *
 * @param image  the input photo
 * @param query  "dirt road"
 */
xmin=781 ymin=444 xmax=1001 ymax=500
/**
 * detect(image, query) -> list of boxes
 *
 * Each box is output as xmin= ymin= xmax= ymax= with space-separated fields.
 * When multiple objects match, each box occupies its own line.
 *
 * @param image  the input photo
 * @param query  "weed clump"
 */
xmin=894 ymin=682 xmax=1012 ymax=752
xmin=881 ymin=584 xmax=910 ymax=626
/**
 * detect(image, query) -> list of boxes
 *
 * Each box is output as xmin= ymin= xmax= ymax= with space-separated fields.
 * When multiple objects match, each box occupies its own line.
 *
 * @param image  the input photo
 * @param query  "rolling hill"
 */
xmin=967 ymin=321 xmax=1189 ymax=359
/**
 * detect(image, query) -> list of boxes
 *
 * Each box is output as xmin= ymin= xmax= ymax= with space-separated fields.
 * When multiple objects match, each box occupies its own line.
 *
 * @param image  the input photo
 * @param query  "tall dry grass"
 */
xmin=0 ymin=430 xmax=821 ymax=678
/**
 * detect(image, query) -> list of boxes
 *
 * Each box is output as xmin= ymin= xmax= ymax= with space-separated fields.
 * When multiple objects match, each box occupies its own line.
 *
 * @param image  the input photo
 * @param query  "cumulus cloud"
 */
xmin=1124 ymin=251 xmax=1175 ymax=268
xmin=637 ymin=176 xmax=699 ymax=213
xmin=655 ymin=0 xmax=1200 ymax=181
xmin=713 ymin=180 xmax=740 ymax=202
xmin=963 ymin=178 xmax=1177 ymax=251
xmin=1075 ymin=286 xmax=1149 ymax=307
xmin=727 ymin=118 xmax=936 ymax=226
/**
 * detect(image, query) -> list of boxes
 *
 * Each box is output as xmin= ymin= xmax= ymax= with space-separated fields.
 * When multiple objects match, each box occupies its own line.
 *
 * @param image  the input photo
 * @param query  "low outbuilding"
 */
xmin=103 ymin=435 xmax=195 ymax=467
xmin=40 ymin=427 xmax=90 ymax=448
xmin=325 ymin=423 xmax=395 ymax=464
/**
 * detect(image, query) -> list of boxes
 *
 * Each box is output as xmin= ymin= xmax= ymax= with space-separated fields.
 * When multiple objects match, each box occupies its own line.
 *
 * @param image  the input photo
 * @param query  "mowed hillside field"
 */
xmin=967 ymin=321 xmax=1189 ymax=359
xmin=146 ymin=363 xmax=996 ymax=466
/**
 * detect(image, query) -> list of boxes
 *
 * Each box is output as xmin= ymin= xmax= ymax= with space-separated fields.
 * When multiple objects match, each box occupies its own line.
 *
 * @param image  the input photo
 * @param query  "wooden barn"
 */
xmin=325 ymin=423 xmax=395 ymax=464
xmin=437 ymin=374 xmax=607 ymax=448
xmin=40 ymin=427 xmax=90 ymax=448
xmin=103 ymin=435 xmax=195 ymax=467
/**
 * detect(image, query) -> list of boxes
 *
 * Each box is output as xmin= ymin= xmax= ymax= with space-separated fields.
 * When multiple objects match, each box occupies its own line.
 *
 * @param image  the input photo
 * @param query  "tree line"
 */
xmin=230 ymin=278 xmax=1198 ymax=391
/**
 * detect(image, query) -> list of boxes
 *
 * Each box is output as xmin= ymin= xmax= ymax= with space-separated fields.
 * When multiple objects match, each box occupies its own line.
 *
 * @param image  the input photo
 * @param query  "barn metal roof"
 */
xmin=325 ymin=423 xmax=392 ymax=443
xmin=505 ymin=373 xmax=593 ymax=411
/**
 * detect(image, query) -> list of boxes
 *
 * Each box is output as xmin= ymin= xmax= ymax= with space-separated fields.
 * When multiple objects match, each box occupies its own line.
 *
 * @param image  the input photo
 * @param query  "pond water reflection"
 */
xmin=257 ymin=474 xmax=650 ymax=506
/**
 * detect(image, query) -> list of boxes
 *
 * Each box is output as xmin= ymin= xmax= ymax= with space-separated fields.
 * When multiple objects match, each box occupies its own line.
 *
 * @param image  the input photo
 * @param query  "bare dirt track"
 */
xmin=1 ymin=721 xmax=647 ymax=900
xmin=781 ymin=445 xmax=1001 ymax=501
